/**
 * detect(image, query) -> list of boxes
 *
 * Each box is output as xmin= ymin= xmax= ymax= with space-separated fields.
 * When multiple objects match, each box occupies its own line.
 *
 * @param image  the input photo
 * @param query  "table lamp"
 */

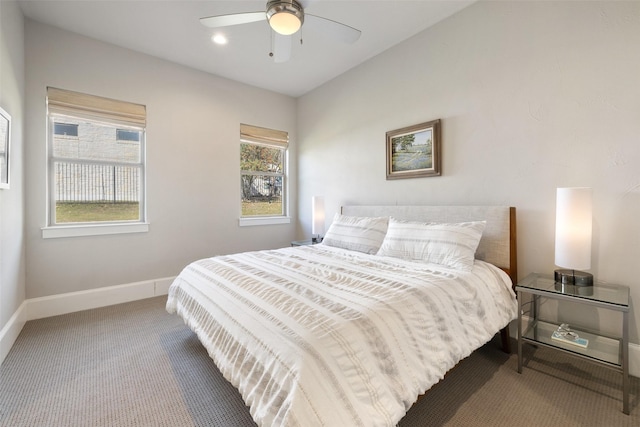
xmin=554 ymin=187 xmax=593 ymax=286
xmin=311 ymin=196 xmax=325 ymax=243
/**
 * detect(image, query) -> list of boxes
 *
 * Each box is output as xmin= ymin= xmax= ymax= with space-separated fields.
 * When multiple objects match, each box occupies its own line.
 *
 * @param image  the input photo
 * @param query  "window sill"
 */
xmin=239 ymin=216 xmax=291 ymax=227
xmin=42 ymin=222 xmax=150 ymax=239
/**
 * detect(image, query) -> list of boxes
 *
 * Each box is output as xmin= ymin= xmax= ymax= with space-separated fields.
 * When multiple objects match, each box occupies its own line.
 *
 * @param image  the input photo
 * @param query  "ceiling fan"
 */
xmin=200 ymin=0 xmax=361 ymax=63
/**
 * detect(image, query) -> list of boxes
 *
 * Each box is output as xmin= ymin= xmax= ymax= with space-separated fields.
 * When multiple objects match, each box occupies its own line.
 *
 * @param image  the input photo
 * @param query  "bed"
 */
xmin=166 ymin=205 xmax=518 ymax=427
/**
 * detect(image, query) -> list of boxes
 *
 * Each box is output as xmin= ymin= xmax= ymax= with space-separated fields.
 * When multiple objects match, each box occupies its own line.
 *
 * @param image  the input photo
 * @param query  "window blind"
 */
xmin=47 ymin=87 xmax=146 ymax=128
xmin=240 ymin=123 xmax=288 ymax=148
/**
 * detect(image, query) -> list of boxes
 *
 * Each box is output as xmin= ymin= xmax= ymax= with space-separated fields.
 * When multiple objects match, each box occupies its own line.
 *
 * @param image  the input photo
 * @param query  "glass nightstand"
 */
xmin=291 ymin=239 xmax=316 ymax=247
xmin=516 ymin=273 xmax=630 ymax=414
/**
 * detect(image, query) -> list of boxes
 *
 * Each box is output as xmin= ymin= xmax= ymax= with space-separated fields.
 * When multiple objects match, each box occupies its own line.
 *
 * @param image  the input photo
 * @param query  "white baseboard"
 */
xmin=509 ymin=319 xmax=640 ymax=378
xmin=25 ymin=277 xmax=175 ymax=320
xmin=0 ymin=276 xmax=175 ymax=366
xmin=154 ymin=277 xmax=174 ymax=296
xmin=0 ymin=301 xmax=27 ymax=366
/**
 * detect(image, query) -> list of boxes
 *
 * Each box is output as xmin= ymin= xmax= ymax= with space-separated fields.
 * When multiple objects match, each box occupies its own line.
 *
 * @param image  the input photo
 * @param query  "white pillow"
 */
xmin=376 ymin=218 xmax=486 ymax=271
xmin=321 ymin=214 xmax=389 ymax=254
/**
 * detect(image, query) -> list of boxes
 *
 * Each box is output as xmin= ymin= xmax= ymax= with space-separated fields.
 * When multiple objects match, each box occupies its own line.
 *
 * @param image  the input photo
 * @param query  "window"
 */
xmin=54 ymin=123 xmax=78 ymax=137
xmin=45 ymin=87 xmax=147 ymax=236
xmin=240 ymin=124 xmax=289 ymax=225
xmin=116 ymin=129 xmax=140 ymax=142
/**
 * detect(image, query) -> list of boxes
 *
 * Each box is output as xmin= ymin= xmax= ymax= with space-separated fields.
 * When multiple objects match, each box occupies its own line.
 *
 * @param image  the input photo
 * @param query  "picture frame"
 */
xmin=0 ymin=106 xmax=10 ymax=189
xmin=386 ymin=119 xmax=441 ymax=180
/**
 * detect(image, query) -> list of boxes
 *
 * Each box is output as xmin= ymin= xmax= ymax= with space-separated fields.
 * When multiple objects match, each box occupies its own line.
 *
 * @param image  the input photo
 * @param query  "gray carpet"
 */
xmin=0 ymin=296 xmax=637 ymax=426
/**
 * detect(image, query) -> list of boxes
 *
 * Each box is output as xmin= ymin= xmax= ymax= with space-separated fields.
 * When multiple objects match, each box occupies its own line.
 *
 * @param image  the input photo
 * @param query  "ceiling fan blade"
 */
xmin=305 ymin=14 xmax=361 ymax=44
xmin=273 ymin=33 xmax=292 ymax=63
xmin=298 ymin=0 xmax=316 ymax=9
xmin=200 ymin=11 xmax=265 ymax=28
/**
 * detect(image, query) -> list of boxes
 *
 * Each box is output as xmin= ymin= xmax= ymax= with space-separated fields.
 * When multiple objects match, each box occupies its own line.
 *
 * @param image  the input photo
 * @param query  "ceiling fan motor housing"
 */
xmin=267 ymin=0 xmax=305 ymax=33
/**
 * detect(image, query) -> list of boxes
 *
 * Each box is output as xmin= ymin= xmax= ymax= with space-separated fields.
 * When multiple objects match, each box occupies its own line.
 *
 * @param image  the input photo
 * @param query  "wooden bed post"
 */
xmin=509 ymin=207 xmax=518 ymax=286
xmin=500 ymin=207 xmax=518 ymax=354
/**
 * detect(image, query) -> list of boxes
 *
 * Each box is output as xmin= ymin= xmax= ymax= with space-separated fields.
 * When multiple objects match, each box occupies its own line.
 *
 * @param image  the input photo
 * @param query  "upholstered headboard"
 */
xmin=341 ymin=205 xmax=518 ymax=285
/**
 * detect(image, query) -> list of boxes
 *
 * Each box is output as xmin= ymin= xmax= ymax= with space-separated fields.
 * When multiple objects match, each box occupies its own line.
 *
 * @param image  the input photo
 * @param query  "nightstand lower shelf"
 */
xmin=521 ymin=320 xmax=622 ymax=368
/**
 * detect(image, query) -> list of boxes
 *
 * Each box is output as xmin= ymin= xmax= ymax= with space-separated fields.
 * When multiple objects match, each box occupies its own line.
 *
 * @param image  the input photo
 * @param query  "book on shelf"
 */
xmin=551 ymin=330 xmax=589 ymax=348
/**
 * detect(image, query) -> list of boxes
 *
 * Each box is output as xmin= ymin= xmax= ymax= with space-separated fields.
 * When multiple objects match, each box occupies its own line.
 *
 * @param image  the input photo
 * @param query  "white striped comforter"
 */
xmin=166 ymin=244 xmax=517 ymax=427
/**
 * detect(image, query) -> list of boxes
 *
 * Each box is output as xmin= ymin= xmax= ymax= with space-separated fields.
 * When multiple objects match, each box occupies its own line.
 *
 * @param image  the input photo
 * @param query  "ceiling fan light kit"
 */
xmin=199 ymin=0 xmax=361 ymax=62
xmin=267 ymin=0 xmax=304 ymax=35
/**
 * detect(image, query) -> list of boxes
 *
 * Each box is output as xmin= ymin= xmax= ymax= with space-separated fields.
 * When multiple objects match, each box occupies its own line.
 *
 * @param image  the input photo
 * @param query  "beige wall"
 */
xmin=297 ymin=1 xmax=640 ymax=341
xmin=0 ymin=1 xmax=26 ymax=339
xmin=24 ymin=20 xmax=297 ymax=298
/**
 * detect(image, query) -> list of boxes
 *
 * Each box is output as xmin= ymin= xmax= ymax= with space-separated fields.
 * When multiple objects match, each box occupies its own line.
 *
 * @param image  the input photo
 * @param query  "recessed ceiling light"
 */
xmin=212 ymin=34 xmax=228 ymax=45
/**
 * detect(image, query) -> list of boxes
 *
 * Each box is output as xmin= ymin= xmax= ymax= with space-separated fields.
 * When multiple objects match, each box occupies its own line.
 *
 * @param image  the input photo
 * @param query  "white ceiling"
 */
xmin=18 ymin=0 xmax=475 ymax=97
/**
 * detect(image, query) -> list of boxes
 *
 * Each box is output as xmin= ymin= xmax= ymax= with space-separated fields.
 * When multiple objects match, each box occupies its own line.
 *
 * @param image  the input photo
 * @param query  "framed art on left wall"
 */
xmin=0 ymin=106 xmax=10 ymax=189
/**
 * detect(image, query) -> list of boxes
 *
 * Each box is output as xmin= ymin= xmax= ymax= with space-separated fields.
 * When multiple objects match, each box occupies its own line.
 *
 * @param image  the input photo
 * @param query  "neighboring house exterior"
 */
xmin=53 ymin=120 xmax=141 ymax=203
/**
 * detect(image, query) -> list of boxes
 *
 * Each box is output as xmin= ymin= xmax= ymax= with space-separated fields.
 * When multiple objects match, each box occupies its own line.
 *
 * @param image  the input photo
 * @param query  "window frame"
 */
xmin=239 ymin=124 xmax=290 ymax=227
xmin=42 ymin=88 xmax=149 ymax=238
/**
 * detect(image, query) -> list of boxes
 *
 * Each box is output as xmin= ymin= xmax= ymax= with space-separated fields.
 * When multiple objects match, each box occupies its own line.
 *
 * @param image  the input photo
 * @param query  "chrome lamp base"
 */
xmin=554 ymin=269 xmax=593 ymax=286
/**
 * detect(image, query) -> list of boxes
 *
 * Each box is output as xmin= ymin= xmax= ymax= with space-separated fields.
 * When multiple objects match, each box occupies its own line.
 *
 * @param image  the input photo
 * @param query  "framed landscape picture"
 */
xmin=386 ymin=119 xmax=441 ymax=180
xmin=0 ymin=106 xmax=10 ymax=189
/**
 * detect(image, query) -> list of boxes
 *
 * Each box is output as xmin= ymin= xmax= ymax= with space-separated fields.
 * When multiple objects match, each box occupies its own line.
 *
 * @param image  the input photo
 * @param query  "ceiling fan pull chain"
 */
xmin=269 ymin=27 xmax=275 ymax=57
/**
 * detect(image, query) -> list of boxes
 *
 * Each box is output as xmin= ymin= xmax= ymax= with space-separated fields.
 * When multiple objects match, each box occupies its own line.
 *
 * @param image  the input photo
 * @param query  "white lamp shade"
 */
xmin=554 ymin=187 xmax=592 ymax=270
xmin=311 ymin=196 xmax=325 ymax=236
